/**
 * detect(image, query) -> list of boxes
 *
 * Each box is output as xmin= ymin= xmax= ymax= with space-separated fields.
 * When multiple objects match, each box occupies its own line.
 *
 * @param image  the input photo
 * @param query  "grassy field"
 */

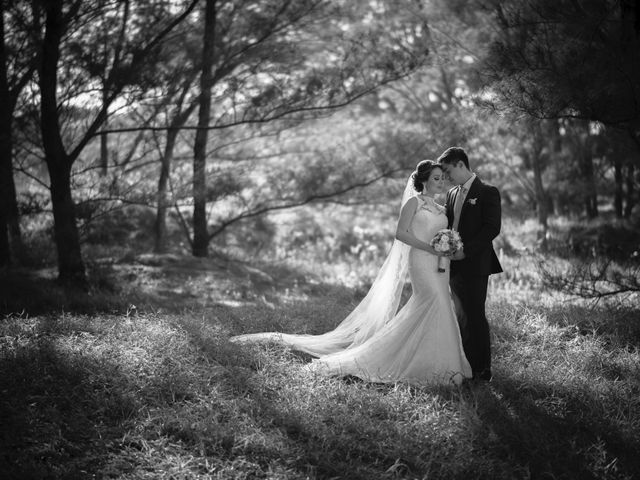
xmin=1 ymin=248 xmax=639 ymax=479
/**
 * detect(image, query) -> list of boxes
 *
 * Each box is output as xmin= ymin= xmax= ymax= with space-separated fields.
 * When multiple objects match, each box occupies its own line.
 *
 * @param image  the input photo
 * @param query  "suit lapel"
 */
xmin=458 ymin=177 xmax=481 ymax=226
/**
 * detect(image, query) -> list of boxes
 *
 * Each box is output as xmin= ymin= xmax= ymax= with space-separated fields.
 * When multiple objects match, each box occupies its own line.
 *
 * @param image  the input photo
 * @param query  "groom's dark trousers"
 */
xmin=445 ymin=177 xmax=503 ymax=376
xmin=450 ymin=273 xmax=490 ymax=374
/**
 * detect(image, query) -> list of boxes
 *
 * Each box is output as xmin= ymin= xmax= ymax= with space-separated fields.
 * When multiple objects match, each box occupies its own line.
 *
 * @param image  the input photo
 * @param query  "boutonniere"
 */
xmin=466 ymin=198 xmax=477 ymax=205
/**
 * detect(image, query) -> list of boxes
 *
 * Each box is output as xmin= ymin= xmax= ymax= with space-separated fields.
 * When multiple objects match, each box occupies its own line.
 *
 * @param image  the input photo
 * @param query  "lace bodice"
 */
xmin=411 ymin=196 xmax=447 ymax=244
xmin=417 ymin=196 xmax=446 ymax=215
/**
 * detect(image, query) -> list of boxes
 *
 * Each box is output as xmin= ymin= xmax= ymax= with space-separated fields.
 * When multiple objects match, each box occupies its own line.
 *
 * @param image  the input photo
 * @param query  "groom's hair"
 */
xmin=437 ymin=147 xmax=469 ymax=169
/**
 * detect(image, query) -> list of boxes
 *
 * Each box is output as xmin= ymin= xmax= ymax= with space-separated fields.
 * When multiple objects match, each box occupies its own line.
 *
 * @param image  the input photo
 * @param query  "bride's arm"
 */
xmin=395 ymin=197 xmax=440 ymax=254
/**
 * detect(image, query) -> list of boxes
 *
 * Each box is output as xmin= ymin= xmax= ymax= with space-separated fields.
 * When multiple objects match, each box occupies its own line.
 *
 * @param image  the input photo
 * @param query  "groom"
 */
xmin=438 ymin=147 xmax=503 ymax=382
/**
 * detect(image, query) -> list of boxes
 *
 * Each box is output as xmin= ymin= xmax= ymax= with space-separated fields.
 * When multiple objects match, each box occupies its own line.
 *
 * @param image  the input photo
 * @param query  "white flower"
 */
xmin=430 ymin=228 xmax=464 ymax=255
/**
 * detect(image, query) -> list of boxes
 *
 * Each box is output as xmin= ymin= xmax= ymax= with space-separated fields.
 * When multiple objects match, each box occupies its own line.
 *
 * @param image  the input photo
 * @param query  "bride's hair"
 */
xmin=411 ymin=159 xmax=440 ymax=192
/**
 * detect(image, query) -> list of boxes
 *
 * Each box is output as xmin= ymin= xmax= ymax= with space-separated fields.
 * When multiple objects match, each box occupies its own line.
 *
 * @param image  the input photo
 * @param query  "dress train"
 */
xmin=230 ymin=197 xmax=471 ymax=385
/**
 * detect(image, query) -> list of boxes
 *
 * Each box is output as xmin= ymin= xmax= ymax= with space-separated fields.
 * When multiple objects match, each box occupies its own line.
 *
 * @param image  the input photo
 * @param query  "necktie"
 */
xmin=452 ymin=186 xmax=468 ymax=231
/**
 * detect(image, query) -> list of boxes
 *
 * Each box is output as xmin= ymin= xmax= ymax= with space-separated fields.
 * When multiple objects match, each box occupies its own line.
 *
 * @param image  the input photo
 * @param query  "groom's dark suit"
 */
xmin=445 ymin=176 xmax=502 ymax=379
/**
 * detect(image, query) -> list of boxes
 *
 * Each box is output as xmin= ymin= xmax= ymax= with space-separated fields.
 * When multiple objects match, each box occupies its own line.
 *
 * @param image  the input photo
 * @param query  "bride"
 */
xmin=230 ymin=160 xmax=471 ymax=386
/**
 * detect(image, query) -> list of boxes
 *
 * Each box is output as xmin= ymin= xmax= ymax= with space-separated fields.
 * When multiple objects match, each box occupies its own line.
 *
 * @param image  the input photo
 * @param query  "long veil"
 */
xmin=229 ymin=176 xmax=416 ymax=357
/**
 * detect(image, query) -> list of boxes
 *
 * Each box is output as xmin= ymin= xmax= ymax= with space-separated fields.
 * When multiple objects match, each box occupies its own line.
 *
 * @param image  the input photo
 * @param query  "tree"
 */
xmin=192 ymin=0 xmax=216 ymax=257
xmin=444 ymin=0 xmax=640 ymax=225
xmin=33 ymin=0 xmax=198 ymax=283
xmin=481 ymin=0 xmax=640 ymax=151
xmin=0 ymin=0 xmax=35 ymax=266
xmin=518 ymin=118 xmax=554 ymax=247
xmin=111 ymin=0 xmax=433 ymax=257
xmin=600 ymin=127 xmax=638 ymax=219
xmin=154 ymin=75 xmax=198 ymax=253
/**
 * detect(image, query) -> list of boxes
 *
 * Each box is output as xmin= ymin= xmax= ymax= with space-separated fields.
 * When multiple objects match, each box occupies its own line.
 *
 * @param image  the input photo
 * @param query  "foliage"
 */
xmin=536 ymin=219 xmax=640 ymax=301
xmin=541 ymin=256 xmax=640 ymax=302
xmin=480 ymin=0 xmax=640 ymax=136
xmin=3 ymin=1 xmax=640 ymax=475
xmin=565 ymin=221 xmax=640 ymax=261
xmin=0 ymin=0 xmax=638 ymax=329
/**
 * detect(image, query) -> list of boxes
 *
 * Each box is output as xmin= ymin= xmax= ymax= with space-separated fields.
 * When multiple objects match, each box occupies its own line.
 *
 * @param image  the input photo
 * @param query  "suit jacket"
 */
xmin=445 ymin=177 xmax=503 ymax=276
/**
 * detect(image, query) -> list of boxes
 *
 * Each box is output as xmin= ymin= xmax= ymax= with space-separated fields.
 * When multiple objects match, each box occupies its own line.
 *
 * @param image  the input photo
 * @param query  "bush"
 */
xmin=81 ymin=205 xmax=156 ymax=248
xmin=566 ymin=221 xmax=640 ymax=262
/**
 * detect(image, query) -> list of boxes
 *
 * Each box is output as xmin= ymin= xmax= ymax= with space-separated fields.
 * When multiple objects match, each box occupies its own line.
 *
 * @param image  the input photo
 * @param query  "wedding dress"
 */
xmin=230 ymin=184 xmax=471 ymax=386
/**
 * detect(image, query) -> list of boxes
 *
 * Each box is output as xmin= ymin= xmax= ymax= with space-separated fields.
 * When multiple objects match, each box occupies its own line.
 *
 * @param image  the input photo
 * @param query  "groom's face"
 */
xmin=442 ymin=161 xmax=467 ymax=185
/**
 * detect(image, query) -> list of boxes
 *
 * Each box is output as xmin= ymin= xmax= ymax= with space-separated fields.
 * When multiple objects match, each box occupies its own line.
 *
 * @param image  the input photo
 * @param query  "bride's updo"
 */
xmin=411 ymin=159 xmax=439 ymax=192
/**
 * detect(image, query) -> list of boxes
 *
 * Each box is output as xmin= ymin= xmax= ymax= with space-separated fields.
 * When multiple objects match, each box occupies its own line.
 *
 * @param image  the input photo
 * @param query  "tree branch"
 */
xmin=207 ymin=167 xmax=407 ymax=239
xmin=68 ymin=0 xmax=200 ymax=163
xmin=539 ymin=256 xmax=640 ymax=302
xmin=91 ymin=80 xmax=407 ymax=137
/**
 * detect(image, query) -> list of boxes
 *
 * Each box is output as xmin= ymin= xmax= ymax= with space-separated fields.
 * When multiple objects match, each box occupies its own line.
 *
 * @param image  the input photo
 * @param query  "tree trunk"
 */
xmin=614 ymin=156 xmax=624 ymax=218
xmin=0 ymin=0 xmax=25 ymax=266
xmin=527 ymin=120 xmax=551 ymax=249
xmin=580 ymin=127 xmax=598 ymax=219
xmin=531 ymin=152 xmax=549 ymax=249
xmin=154 ymin=127 xmax=179 ymax=253
xmin=154 ymin=76 xmax=198 ymax=253
xmin=0 ymin=110 xmax=16 ymax=266
xmin=0 ymin=210 xmax=8 ymax=266
xmin=0 ymin=124 xmax=24 ymax=266
xmin=192 ymin=0 xmax=216 ymax=257
xmin=48 ymin=161 xmax=85 ymax=282
xmin=39 ymin=0 xmax=86 ymax=284
xmin=0 ymin=0 xmax=9 ymax=267
xmin=100 ymin=85 xmax=108 ymax=176
xmin=624 ymin=162 xmax=636 ymax=218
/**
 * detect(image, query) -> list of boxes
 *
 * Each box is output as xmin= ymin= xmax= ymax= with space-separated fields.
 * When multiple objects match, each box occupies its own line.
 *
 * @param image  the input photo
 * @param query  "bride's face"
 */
xmin=423 ymin=167 xmax=445 ymax=195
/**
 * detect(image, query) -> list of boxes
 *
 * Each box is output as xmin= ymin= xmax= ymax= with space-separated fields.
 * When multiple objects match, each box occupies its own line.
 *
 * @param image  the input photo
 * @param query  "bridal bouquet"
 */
xmin=430 ymin=229 xmax=463 ymax=272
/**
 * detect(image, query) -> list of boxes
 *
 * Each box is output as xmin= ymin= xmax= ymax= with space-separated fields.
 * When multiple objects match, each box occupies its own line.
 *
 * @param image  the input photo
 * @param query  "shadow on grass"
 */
xmin=7 ymin=252 xmax=639 ymax=478
xmin=0 ymin=324 xmax=139 ymax=479
xmin=0 ymin=254 xmax=329 ymax=317
xmin=545 ymin=304 xmax=640 ymax=350
xmin=176 ymin=315 xmax=470 ymax=479
xmin=1 ymin=256 xmax=455 ymax=478
xmin=470 ymin=375 xmax=640 ymax=480
xmin=175 ymin=291 xmax=640 ymax=480
xmin=0 ymin=266 xmax=143 ymax=317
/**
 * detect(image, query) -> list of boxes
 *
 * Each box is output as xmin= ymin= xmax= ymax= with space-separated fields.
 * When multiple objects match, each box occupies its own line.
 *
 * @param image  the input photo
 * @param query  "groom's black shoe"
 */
xmin=472 ymin=369 xmax=492 ymax=382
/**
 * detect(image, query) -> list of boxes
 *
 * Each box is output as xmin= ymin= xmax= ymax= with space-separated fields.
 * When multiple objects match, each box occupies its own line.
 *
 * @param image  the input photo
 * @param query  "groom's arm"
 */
xmin=461 ymin=185 xmax=501 ymax=258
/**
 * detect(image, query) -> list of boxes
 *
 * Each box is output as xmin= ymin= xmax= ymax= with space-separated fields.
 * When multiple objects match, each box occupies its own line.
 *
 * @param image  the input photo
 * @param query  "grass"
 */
xmin=1 ymin=250 xmax=639 ymax=479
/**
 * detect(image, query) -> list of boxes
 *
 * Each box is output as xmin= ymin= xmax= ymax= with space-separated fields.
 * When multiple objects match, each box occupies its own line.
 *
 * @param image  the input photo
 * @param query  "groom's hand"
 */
xmin=451 ymin=248 xmax=465 ymax=261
